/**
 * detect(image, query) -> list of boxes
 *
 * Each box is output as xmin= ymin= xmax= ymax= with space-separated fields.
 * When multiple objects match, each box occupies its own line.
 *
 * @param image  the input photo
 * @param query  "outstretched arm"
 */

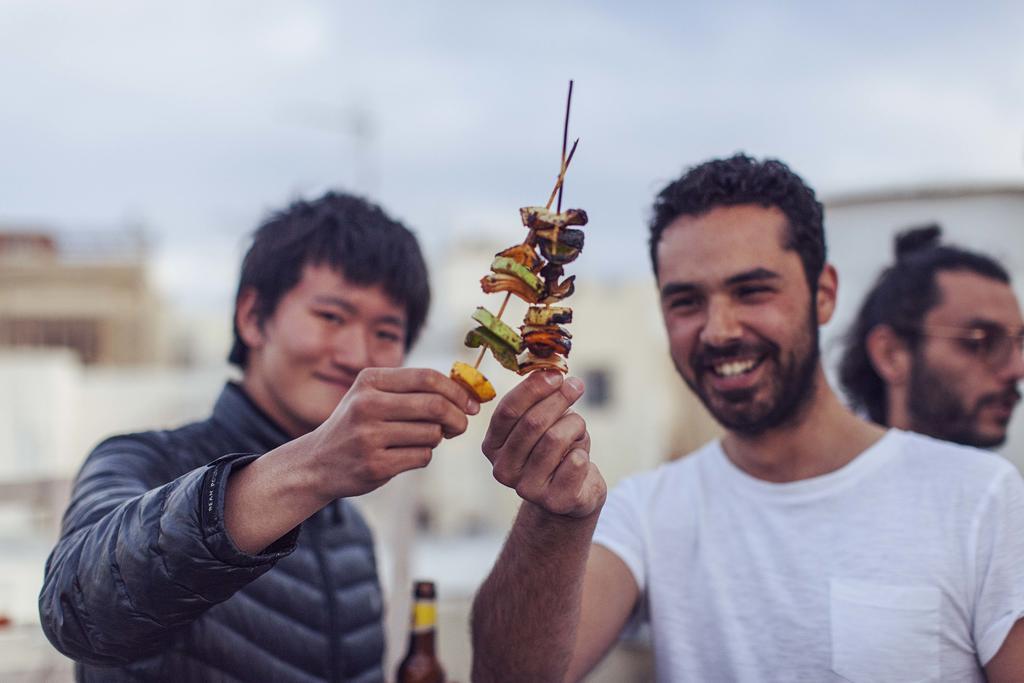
xmin=225 ymin=367 xmax=477 ymax=553
xmin=470 ymin=373 xmax=637 ymax=682
xmin=40 ymin=368 xmax=476 ymax=665
xmin=39 ymin=439 xmax=294 ymax=665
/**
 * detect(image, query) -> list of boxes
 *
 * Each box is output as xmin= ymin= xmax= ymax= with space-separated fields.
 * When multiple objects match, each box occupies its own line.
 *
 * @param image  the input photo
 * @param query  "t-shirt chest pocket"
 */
xmin=829 ymin=578 xmax=941 ymax=683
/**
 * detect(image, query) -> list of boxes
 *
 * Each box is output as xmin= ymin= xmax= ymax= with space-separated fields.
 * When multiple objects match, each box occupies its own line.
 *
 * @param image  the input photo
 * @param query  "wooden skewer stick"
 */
xmin=542 ymin=138 xmax=579 ymax=215
xmin=472 ymin=344 xmax=489 ymax=370
xmin=557 ymin=80 xmax=573 ymax=214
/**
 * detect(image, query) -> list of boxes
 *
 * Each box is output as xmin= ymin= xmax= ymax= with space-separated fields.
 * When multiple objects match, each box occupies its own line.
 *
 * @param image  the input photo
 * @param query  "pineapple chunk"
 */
xmin=450 ymin=361 xmax=496 ymax=403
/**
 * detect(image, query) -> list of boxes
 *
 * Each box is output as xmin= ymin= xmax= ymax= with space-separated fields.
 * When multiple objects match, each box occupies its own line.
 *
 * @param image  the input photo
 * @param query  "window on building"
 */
xmin=582 ymin=367 xmax=612 ymax=408
xmin=0 ymin=317 xmax=101 ymax=364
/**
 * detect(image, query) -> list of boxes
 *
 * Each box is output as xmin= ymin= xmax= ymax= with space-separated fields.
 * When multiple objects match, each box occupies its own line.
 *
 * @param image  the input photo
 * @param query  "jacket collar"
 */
xmin=210 ymin=382 xmax=292 ymax=454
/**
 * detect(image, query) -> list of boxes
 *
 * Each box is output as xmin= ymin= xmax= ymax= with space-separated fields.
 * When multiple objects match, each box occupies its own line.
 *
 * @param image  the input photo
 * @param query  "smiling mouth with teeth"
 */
xmin=711 ymin=358 xmax=762 ymax=378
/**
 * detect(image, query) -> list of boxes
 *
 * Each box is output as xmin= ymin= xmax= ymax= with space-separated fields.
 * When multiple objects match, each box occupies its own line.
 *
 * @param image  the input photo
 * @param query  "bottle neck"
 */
xmin=407 ymin=598 xmax=438 ymax=654
xmin=407 ymin=628 xmax=436 ymax=655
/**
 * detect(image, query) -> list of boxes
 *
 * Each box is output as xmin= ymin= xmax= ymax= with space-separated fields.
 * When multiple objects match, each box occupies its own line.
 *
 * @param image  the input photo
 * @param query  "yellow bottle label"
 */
xmin=412 ymin=601 xmax=437 ymax=632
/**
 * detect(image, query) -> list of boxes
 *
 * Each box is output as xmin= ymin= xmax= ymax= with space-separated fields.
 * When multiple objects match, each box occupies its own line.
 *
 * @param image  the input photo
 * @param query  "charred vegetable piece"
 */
xmin=536 ymin=236 xmax=585 ymax=266
xmin=450 ymin=361 xmax=496 ymax=403
xmin=540 ymin=261 xmax=563 ymax=281
xmin=521 ymin=323 xmax=572 ymax=357
xmin=490 ymin=257 xmax=544 ymax=295
xmin=540 ymin=274 xmax=575 ymax=304
xmin=524 ymin=305 xmax=573 ymax=326
xmin=519 ymin=206 xmax=589 ymax=230
xmin=534 ymin=227 xmax=585 ymax=249
xmin=465 ymin=327 xmax=520 ymax=372
xmin=521 ymin=323 xmax=572 ymax=339
xmin=480 ymin=273 xmax=542 ymax=303
xmin=522 ymin=334 xmax=572 ymax=358
xmin=540 ymin=262 xmax=562 ymax=301
xmin=524 ymin=344 xmax=555 ymax=358
xmin=518 ymin=351 xmax=569 ymax=375
xmin=496 ymin=244 xmax=543 ymax=273
xmin=471 ymin=307 xmax=523 ymax=353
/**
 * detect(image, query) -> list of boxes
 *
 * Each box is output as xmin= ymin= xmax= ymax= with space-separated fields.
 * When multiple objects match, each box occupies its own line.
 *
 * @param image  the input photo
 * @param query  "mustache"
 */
xmin=977 ymin=387 xmax=1022 ymax=409
xmin=691 ymin=341 xmax=774 ymax=368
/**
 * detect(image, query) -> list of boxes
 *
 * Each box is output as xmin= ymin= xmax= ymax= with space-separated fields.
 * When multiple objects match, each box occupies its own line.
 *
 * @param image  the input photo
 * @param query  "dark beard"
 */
xmin=907 ymin=354 xmax=1014 ymax=449
xmin=675 ymin=308 xmax=821 ymax=437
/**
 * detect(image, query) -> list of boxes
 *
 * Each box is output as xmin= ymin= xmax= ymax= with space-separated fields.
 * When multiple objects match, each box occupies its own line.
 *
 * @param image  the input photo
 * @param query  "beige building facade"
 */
xmin=0 ymin=228 xmax=170 ymax=367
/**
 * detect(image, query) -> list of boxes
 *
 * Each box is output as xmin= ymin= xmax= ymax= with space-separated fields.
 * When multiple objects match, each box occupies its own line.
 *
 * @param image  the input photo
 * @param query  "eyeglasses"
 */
xmin=917 ymin=324 xmax=1024 ymax=371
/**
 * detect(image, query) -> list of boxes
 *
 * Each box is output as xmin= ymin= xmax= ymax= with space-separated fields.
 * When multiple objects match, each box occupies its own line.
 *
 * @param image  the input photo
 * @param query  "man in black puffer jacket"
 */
xmin=39 ymin=192 xmax=480 ymax=682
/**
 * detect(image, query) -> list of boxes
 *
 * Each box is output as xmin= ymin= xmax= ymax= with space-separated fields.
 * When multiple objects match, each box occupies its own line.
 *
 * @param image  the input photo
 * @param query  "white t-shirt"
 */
xmin=593 ymin=430 xmax=1024 ymax=682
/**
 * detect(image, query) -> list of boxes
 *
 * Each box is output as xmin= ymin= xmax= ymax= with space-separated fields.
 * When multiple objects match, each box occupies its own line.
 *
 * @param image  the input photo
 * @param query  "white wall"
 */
xmin=0 ymin=350 xmax=79 ymax=481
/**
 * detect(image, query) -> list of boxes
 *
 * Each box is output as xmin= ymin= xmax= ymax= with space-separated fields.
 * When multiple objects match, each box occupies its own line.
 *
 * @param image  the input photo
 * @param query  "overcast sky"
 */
xmin=1 ymin=0 xmax=1022 ymax=313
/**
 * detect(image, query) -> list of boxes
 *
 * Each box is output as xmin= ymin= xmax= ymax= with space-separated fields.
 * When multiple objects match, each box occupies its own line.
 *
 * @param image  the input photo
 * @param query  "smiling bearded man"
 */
xmin=676 ymin=269 xmax=820 ymax=436
xmin=469 ymin=154 xmax=1024 ymax=683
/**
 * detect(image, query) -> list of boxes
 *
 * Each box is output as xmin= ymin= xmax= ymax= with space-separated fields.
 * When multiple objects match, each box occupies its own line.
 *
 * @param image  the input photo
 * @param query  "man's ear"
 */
xmin=866 ymin=325 xmax=912 ymax=386
xmin=235 ymin=288 xmax=265 ymax=351
xmin=815 ymin=264 xmax=838 ymax=325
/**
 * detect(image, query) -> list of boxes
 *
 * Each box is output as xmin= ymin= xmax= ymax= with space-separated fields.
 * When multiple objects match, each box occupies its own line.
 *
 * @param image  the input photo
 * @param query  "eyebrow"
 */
xmin=959 ymin=318 xmax=1024 ymax=334
xmin=660 ymin=268 xmax=781 ymax=299
xmin=725 ymin=268 xmax=781 ymax=286
xmin=312 ymin=295 xmax=406 ymax=328
xmin=313 ymin=295 xmax=357 ymax=313
xmin=659 ymin=282 xmax=697 ymax=299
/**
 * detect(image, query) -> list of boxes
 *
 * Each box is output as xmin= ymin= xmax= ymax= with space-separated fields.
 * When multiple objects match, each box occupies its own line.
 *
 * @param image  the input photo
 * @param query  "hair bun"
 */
xmin=894 ymin=224 xmax=942 ymax=260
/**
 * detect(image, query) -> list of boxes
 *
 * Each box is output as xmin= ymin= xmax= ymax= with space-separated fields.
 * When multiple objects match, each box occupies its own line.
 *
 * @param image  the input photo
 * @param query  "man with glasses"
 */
xmin=839 ymin=224 xmax=1024 ymax=449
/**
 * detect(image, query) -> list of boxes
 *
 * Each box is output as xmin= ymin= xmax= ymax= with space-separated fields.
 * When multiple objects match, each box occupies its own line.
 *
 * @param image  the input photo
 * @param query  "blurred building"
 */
xmin=0 ymin=226 xmax=170 ymax=366
xmin=0 ymin=226 xmax=208 ymax=480
xmin=0 ymin=226 xmax=203 ymax=680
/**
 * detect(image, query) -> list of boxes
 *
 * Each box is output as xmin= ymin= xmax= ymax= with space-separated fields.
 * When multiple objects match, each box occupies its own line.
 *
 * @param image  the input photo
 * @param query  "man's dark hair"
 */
xmin=228 ymin=191 xmax=430 ymax=368
xmin=838 ymin=224 xmax=1010 ymax=424
xmin=648 ymin=153 xmax=826 ymax=290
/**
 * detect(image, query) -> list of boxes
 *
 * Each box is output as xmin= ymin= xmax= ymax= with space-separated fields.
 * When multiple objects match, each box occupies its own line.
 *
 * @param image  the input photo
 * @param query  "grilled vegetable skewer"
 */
xmin=449 ymin=81 xmax=585 ymax=403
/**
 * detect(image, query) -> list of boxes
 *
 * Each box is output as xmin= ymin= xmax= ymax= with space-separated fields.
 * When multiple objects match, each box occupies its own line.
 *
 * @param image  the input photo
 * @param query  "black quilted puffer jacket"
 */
xmin=39 ymin=383 xmax=385 ymax=682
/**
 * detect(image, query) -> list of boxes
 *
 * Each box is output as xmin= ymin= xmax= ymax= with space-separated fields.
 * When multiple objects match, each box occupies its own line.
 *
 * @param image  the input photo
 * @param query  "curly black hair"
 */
xmin=228 ymin=191 xmax=430 ymax=368
xmin=648 ymin=154 xmax=826 ymax=291
xmin=838 ymin=224 xmax=1010 ymax=424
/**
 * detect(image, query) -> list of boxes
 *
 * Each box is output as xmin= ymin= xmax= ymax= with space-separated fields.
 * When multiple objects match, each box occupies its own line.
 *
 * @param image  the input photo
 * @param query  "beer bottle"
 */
xmin=396 ymin=580 xmax=445 ymax=683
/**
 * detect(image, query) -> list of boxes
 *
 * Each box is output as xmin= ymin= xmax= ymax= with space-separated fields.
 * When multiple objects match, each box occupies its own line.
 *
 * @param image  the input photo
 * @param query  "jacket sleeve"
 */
xmin=38 ymin=434 xmax=300 ymax=666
